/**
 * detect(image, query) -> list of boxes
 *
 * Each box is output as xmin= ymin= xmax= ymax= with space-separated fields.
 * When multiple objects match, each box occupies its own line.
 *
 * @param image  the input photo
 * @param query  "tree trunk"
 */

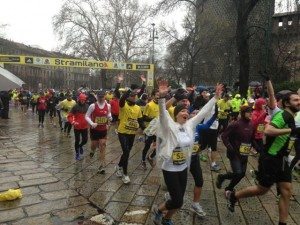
xmin=188 ymin=59 xmax=195 ymax=86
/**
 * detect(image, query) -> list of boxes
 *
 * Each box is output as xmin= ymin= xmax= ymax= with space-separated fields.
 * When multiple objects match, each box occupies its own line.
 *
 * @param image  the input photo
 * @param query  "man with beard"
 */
xmin=227 ymin=92 xmax=300 ymax=225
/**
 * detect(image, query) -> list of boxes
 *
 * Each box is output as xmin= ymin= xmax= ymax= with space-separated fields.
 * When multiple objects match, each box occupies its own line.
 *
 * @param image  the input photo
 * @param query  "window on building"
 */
xmin=278 ymin=17 xmax=283 ymax=27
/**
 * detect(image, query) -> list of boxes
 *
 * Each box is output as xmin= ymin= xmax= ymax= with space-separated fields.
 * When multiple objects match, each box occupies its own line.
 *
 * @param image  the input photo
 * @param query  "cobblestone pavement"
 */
xmin=0 ymin=108 xmax=299 ymax=225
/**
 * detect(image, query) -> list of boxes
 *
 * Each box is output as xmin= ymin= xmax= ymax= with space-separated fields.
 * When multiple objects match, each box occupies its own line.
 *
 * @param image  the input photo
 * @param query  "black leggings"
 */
xmin=190 ymin=155 xmax=204 ymax=187
xmin=38 ymin=110 xmax=46 ymax=124
xmin=118 ymin=133 xmax=135 ymax=175
xmin=163 ymin=169 xmax=188 ymax=210
xmin=142 ymin=135 xmax=156 ymax=161
xmin=221 ymin=153 xmax=248 ymax=191
xmin=74 ymin=129 xmax=88 ymax=153
xmin=64 ymin=122 xmax=72 ymax=134
xmin=31 ymin=103 xmax=37 ymax=114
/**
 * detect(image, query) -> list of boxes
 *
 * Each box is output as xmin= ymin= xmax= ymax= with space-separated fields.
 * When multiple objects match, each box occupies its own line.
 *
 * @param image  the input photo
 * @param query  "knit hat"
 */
xmin=78 ymin=93 xmax=87 ymax=101
xmin=240 ymin=105 xmax=253 ymax=113
xmin=174 ymin=104 xmax=188 ymax=118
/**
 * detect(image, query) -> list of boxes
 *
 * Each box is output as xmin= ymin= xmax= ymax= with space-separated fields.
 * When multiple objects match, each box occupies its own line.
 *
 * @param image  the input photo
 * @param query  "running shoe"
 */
xmin=79 ymin=146 xmax=84 ymax=155
xmin=122 ymin=175 xmax=130 ymax=184
xmin=141 ymin=161 xmax=147 ymax=170
xmin=164 ymin=192 xmax=170 ymax=201
xmin=199 ymin=154 xmax=208 ymax=162
xmin=115 ymin=165 xmax=123 ymax=177
xmin=216 ymin=174 xmax=224 ymax=189
xmin=90 ymin=149 xmax=95 ymax=158
xmin=161 ymin=218 xmax=174 ymax=225
xmin=75 ymin=152 xmax=80 ymax=161
xmin=152 ymin=206 xmax=163 ymax=225
xmin=225 ymin=190 xmax=232 ymax=200
xmin=190 ymin=202 xmax=206 ymax=217
xmin=227 ymin=191 xmax=237 ymax=212
xmin=211 ymin=164 xmax=221 ymax=171
xmin=97 ymin=166 xmax=105 ymax=174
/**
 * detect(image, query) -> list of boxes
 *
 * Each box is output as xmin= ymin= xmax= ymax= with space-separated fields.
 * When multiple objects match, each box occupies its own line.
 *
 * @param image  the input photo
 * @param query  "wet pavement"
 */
xmin=0 ymin=107 xmax=299 ymax=225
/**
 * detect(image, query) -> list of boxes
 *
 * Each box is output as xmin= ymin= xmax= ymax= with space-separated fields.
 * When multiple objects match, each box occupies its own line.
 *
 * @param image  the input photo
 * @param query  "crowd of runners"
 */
xmin=2 ymin=73 xmax=300 ymax=225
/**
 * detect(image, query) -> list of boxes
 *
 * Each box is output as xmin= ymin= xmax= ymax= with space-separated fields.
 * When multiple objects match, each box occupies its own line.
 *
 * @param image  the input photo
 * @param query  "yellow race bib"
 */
xmin=257 ymin=124 xmax=265 ymax=133
xmin=95 ymin=117 xmax=108 ymax=125
xmin=239 ymin=143 xmax=251 ymax=156
xmin=192 ymin=144 xmax=200 ymax=155
xmin=125 ymin=118 xmax=139 ymax=131
xmin=172 ymin=148 xmax=187 ymax=165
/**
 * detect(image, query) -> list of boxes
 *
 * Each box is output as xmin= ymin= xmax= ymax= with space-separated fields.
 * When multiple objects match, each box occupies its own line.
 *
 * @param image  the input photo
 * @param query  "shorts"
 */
xmin=257 ymin=154 xmax=292 ymax=188
xmin=90 ymin=129 xmax=107 ymax=141
xmin=200 ymin=128 xmax=218 ymax=151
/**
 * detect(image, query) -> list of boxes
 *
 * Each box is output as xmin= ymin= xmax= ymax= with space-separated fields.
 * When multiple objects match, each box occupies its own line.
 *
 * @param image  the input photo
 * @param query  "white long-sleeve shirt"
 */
xmin=157 ymin=97 xmax=217 ymax=172
xmin=85 ymin=101 xmax=112 ymax=126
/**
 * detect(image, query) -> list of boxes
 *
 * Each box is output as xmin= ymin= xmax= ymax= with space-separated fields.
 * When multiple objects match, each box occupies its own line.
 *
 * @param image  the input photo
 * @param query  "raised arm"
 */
xmin=261 ymin=72 xmax=276 ymax=109
xmin=157 ymin=79 xmax=171 ymax=132
xmin=137 ymin=74 xmax=146 ymax=98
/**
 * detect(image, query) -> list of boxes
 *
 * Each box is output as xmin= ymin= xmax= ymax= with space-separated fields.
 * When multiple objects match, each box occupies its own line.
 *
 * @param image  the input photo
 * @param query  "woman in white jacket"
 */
xmin=153 ymin=79 xmax=223 ymax=225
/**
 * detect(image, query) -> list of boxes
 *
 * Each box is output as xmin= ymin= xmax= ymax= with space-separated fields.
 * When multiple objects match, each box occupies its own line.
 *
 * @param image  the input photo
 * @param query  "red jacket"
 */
xmin=110 ymin=98 xmax=119 ymax=116
xmin=251 ymin=98 xmax=267 ymax=140
xmin=67 ymin=103 xmax=89 ymax=130
xmin=37 ymin=96 xmax=47 ymax=111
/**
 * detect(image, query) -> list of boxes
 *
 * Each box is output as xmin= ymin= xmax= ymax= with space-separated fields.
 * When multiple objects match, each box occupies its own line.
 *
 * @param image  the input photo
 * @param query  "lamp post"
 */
xmin=149 ymin=23 xmax=158 ymax=64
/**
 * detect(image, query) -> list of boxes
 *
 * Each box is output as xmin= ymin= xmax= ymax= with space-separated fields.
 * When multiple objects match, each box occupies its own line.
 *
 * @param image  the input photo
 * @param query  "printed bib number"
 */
xmin=257 ymin=124 xmax=265 ymax=133
xmin=192 ymin=144 xmax=200 ymax=154
xmin=125 ymin=118 xmax=139 ymax=131
xmin=95 ymin=117 xmax=108 ymax=125
xmin=287 ymin=137 xmax=296 ymax=153
xmin=239 ymin=143 xmax=251 ymax=156
xmin=172 ymin=149 xmax=186 ymax=165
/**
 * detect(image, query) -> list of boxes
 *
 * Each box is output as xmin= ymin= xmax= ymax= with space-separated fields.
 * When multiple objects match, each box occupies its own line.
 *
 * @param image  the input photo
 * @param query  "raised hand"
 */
xmin=140 ymin=74 xmax=146 ymax=83
xmin=116 ymin=73 xmax=124 ymax=83
xmin=157 ymin=79 xmax=169 ymax=98
xmin=214 ymin=83 xmax=224 ymax=99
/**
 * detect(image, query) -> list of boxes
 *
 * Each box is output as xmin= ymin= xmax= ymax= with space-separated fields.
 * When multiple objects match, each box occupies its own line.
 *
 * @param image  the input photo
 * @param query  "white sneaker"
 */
xmin=122 ymin=175 xmax=130 ymax=184
xmin=164 ymin=192 xmax=170 ymax=201
xmin=115 ymin=165 xmax=123 ymax=177
xmin=190 ymin=203 xmax=206 ymax=217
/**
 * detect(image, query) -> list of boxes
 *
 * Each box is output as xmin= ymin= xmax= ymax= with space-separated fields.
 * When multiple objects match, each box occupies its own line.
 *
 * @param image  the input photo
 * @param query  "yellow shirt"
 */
xmin=143 ymin=100 xmax=159 ymax=127
xmin=217 ymin=99 xmax=231 ymax=119
xmin=118 ymin=102 xmax=143 ymax=135
xmin=59 ymin=99 xmax=76 ymax=118
xmin=31 ymin=94 xmax=40 ymax=103
xmin=168 ymin=106 xmax=175 ymax=121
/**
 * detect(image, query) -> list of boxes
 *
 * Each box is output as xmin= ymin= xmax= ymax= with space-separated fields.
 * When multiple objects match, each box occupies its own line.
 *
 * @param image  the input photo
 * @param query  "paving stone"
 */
xmin=218 ymin=203 xmax=247 ymax=225
xmin=0 ymin=194 xmax=42 ymax=211
xmin=11 ymin=214 xmax=53 ymax=225
xmin=0 ymin=182 xmax=19 ymax=192
xmin=131 ymin=195 xmax=154 ymax=207
xmin=77 ymin=182 xmax=100 ymax=198
xmin=24 ymin=198 xmax=68 ymax=216
xmin=21 ymin=172 xmax=53 ymax=180
xmin=98 ymin=179 xmax=123 ymax=192
xmin=120 ymin=206 xmax=150 ymax=224
xmin=111 ymin=190 xmax=136 ymax=203
xmin=13 ymin=168 xmax=46 ymax=175
xmin=89 ymin=191 xmax=114 ymax=208
xmin=0 ymin=175 xmax=21 ymax=184
xmin=194 ymin=216 xmax=220 ymax=225
xmin=21 ymin=186 xmax=41 ymax=195
xmin=52 ymin=204 xmax=98 ymax=222
xmin=0 ymin=208 xmax=25 ymax=222
xmin=39 ymin=181 xmax=68 ymax=192
xmin=40 ymin=189 xmax=79 ymax=200
xmin=171 ymin=210 xmax=194 ymax=225
xmin=104 ymin=202 xmax=129 ymax=220
xmin=243 ymin=210 xmax=274 ymax=225
xmin=240 ymin=197 xmax=261 ymax=211
xmin=0 ymin=172 xmax=13 ymax=178
xmin=136 ymin=184 xmax=159 ymax=197
xmin=18 ymin=176 xmax=58 ymax=187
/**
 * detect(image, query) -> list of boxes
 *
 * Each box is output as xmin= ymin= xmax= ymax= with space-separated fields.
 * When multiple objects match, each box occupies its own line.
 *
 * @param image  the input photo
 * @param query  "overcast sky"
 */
xmin=0 ymin=0 xmax=296 ymax=52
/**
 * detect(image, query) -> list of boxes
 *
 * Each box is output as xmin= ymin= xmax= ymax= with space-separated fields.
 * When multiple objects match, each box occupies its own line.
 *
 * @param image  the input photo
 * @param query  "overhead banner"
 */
xmin=0 ymin=55 xmax=153 ymax=72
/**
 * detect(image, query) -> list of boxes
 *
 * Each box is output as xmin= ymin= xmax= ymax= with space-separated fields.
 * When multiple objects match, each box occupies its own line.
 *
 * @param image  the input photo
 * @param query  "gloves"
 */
xmin=91 ymin=122 xmax=98 ymax=129
xmin=259 ymin=71 xmax=270 ymax=81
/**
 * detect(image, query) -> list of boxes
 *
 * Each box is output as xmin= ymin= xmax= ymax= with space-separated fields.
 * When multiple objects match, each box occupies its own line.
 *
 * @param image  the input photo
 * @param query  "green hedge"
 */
xmin=273 ymin=81 xmax=300 ymax=93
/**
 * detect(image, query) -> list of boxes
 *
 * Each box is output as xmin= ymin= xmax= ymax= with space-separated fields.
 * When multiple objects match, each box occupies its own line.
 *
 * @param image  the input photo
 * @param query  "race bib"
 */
xmin=192 ymin=144 xmax=200 ymax=154
xmin=257 ymin=124 xmax=265 ymax=133
xmin=125 ymin=118 xmax=139 ymax=131
xmin=239 ymin=143 xmax=251 ymax=156
xmin=172 ymin=148 xmax=187 ymax=165
xmin=287 ymin=137 xmax=296 ymax=153
xmin=95 ymin=117 xmax=108 ymax=125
